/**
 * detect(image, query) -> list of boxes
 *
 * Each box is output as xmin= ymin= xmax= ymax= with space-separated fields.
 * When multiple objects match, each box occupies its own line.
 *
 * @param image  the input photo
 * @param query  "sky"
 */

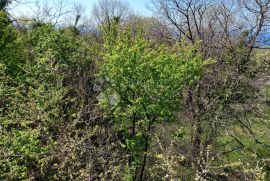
xmin=9 ymin=0 xmax=153 ymax=18
xmin=126 ymin=0 xmax=151 ymax=15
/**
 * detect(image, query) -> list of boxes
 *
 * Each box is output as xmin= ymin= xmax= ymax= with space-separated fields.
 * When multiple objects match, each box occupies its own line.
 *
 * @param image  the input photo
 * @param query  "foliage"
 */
xmin=0 ymin=11 xmax=25 ymax=78
xmin=1 ymin=2 xmax=270 ymax=180
xmin=0 ymin=22 xmax=100 ymax=180
xmin=99 ymin=26 xmax=204 ymax=179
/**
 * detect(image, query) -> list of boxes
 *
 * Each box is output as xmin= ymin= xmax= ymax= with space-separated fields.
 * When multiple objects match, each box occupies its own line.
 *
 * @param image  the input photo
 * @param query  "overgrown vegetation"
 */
xmin=1 ymin=0 xmax=270 ymax=180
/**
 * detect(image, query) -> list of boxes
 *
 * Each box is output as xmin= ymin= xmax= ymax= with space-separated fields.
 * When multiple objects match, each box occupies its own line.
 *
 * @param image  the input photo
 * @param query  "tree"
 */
xmin=99 ymin=24 xmax=204 ymax=180
xmin=0 ymin=23 xmax=100 ymax=180
xmin=92 ymin=0 xmax=131 ymax=30
xmin=124 ymin=15 xmax=172 ymax=44
xmin=0 ymin=10 xmax=25 ymax=78
xmin=148 ymin=0 xmax=270 ymax=56
xmin=148 ymin=0 xmax=270 ymax=179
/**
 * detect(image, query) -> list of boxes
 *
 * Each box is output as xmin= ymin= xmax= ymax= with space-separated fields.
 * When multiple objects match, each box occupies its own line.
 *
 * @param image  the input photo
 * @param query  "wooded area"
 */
xmin=1 ymin=0 xmax=270 ymax=180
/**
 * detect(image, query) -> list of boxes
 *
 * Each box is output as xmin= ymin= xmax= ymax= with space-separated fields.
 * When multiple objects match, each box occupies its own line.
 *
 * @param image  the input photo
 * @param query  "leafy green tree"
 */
xmin=99 ymin=26 xmax=205 ymax=180
xmin=0 ymin=10 xmax=25 ymax=78
xmin=0 ymin=23 xmax=97 ymax=179
xmin=0 ymin=10 xmax=40 ymax=180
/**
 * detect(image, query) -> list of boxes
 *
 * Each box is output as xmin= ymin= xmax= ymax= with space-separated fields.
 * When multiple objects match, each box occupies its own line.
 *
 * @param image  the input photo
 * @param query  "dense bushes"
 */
xmin=1 ymin=5 xmax=270 ymax=180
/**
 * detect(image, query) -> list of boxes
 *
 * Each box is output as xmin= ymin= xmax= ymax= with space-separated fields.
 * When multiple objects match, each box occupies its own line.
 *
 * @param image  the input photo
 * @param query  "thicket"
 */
xmin=1 ymin=0 xmax=270 ymax=180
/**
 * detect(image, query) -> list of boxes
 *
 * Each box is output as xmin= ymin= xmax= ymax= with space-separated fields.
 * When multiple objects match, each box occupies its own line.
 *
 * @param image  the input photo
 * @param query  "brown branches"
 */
xmin=149 ymin=0 xmax=270 ymax=56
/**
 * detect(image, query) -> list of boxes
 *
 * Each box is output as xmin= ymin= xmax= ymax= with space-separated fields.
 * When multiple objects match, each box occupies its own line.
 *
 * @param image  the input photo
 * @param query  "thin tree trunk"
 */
xmin=139 ymin=116 xmax=156 ymax=181
xmin=129 ymin=112 xmax=137 ymax=165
